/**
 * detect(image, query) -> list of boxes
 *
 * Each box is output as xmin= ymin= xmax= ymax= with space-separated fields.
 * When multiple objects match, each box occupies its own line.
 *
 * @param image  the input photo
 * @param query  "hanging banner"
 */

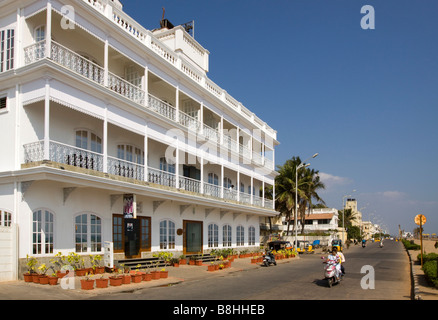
xmin=123 ymin=194 xmax=136 ymax=218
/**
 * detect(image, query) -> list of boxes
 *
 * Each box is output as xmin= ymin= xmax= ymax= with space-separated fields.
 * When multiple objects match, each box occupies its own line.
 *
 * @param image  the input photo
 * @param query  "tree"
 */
xmin=275 ymin=156 xmax=326 ymax=235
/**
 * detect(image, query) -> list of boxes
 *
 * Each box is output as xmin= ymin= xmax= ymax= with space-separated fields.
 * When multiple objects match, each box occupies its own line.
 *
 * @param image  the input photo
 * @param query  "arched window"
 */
xmin=75 ymin=213 xmax=102 ymax=253
xmin=32 ymin=209 xmax=54 ymax=255
xmin=222 ymin=224 xmax=232 ymax=247
xmin=75 ymin=130 xmax=102 ymax=153
xmin=208 ymin=173 xmax=218 ymax=185
xmin=160 ymin=157 xmax=175 ymax=174
xmin=160 ymin=219 xmax=175 ymax=250
xmin=208 ymin=223 xmax=219 ymax=248
xmin=248 ymin=226 xmax=256 ymax=246
xmin=34 ymin=25 xmax=45 ymax=42
xmin=236 ymin=225 xmax=244 ymax=246
xmin=117 ymin=144 xmax=144 ymax=165
xmin=223 ymin=177 xmax=232 ymax=189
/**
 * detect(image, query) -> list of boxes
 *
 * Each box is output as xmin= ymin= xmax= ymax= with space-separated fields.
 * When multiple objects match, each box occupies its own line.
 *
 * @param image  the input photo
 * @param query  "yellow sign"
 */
xmin=415 ymin=214 xmax=427 ymax=226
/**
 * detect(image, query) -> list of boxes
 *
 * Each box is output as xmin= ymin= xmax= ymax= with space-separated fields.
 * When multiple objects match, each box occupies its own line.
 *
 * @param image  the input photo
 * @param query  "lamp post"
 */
xmin=294 ymin=153 xmax=319 ymax=250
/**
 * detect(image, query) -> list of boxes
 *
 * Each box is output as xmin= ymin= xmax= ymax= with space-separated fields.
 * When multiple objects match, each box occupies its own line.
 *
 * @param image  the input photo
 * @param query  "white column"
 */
xmin=143 ymin=64 xmax=148 ymax=107
xmin=262 ymin=180 xmax=265 ymax=207
xmin=104 ymin=38 xmax=109 ymax=87
xmin=200 ymin=156 xmax=204 ymax=194
xmin=103 ymin=106 xmax=108 ymax=172
xmin=43 ymin=79 xmax=50 ymax=160
xmin=144 ymin=122 xmax=148 ymax=182
xmin=250 ymin=175 xmax=254 ymax=205
xmin=220 ymin=164 xmax=224 ymax=199
xmin=236 ymin=171 xmax=240 ymax=202
xmin=175 ymin=86 xmax=179 ymax=123
xmin=45 ymin=2 xmax=52 ymax=58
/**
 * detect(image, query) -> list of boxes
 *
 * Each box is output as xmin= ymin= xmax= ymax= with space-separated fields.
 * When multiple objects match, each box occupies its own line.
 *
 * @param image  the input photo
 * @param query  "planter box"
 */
xmin=121 ymin=274 xmax=131 ymax=284
xmin=207 ymin=265 xmax=215 ymax=272
xmin=23 ymin=273 xmax=33 ymax=282
xmin=131 ymin=274 xmax=142 ymax=283
xmin=195 ymin=260 xmax=203 ymax=266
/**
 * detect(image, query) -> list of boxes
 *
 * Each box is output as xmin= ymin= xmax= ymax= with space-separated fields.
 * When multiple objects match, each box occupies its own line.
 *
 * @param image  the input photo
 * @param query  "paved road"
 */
xmin=93 ymin=240 xmax=411 ymax=300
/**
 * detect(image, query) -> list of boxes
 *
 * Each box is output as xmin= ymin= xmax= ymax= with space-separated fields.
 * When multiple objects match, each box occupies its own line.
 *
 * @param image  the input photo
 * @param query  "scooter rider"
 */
xmin=326 ymin=247 xmax=342 ymax=280
xmin=338 ymin=249 xmax=346 ymax=275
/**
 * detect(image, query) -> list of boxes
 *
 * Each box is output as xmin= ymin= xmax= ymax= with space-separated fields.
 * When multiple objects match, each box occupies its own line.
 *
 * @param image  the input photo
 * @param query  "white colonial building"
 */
xmin=0 ymin=0 xmax=278 ymax=280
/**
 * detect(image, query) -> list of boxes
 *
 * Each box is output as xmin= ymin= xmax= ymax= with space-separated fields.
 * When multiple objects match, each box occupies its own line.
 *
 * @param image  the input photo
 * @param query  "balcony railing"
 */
xmin=23 ymin=40 xmax=272 ymax=170
xmin=23 ymin=140 xmax=274 ymax=209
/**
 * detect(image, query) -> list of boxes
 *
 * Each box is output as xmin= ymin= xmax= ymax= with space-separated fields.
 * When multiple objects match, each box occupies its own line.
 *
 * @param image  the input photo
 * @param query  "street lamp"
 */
xmin=294 ymin=153 xmax=319 ymax=250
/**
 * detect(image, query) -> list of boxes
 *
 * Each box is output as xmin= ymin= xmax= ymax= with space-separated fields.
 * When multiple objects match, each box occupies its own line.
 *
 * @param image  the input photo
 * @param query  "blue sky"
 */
xmin=124 ymin=0 xmax=438 ymax=235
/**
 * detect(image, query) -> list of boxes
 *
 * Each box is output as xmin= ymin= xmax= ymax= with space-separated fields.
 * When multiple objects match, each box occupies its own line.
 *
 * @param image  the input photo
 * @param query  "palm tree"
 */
xmin=275 ymin=157 xmax=301 ymax=235
xmin=299 ymin=168 xmax=326 ymax=234
xmin=338 ymin=208 xmax=357 ymax=228
xmin=275 ymin=157 xmax=326 ymax=235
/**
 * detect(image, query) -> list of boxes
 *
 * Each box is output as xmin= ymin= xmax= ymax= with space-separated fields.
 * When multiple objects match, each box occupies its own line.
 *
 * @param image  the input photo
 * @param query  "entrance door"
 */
xmin=112 ymin=214 xmax=151 ymax=259
xmin=183 ymin=220 xmax=203 ymax=254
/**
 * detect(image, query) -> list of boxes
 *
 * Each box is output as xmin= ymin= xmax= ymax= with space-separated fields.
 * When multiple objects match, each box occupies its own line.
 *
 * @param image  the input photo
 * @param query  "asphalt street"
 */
xmin=93 ymin=240 xmax=411 ymax=300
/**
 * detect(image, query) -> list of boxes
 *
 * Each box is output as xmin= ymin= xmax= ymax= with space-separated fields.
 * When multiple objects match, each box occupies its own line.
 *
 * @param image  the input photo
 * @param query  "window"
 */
xmin=160 ymin=219 xmax=175 ymax=250
xmin=112 ymin=214 xmax=123 ymax=252
xmin=118 ymin=144 xmax=144 ymax=164
xmin=223 ymin=224 xmax=232 ymax=247
xmin=236 ymin=225 xmax=244 ymax=246
xmin=0 ymin=29 xmax=14 ymax=72
xmin=125 ymin=65 xmax=141 ymax=88
xmin=240 ymin=182 xmax=245 ymax=193
xmin=76 ymin=130 xmax=102 ymax=153
xmin=208 ymin=173 xmax=218 ymax=185
xmin=34 ymin=25 xmax=45 ymax=42
xmin=208 ymin=223 xmax=219 ymax=248
xmin=0 ymin=96 xmax=6 ymax=111
xmin=160 ymin=157 xmax=175 ymax=174
xmin=223 ymin=177 xmax=232 ymax=189
xmin=139 ymin=216 xmax=151 ymax=252
xmin=75 ymin=213 xmax=102 ymax=253
xmin=32 ymin=209 xmax=54 ymax=255
xmin=0 ymin=210 xmax=12 ymax=227
xmin=248 ymin=226 xmax=255 ymax=246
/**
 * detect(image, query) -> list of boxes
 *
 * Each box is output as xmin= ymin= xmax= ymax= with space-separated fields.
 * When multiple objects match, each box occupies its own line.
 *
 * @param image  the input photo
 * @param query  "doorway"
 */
xmin=183 ymin=220 xmax=203 ymax=254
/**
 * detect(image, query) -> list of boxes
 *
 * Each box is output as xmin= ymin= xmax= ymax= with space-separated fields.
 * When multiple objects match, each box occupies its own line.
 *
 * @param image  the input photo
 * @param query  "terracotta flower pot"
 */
xmin=179 ymin=259 xmax=187 ymax=265
xmin=207 ymin=265 xmax=215 ymax=272
xmin=93 ymin=267 xmax=105 ymax=274
xmin=121 ymin=274 xmax=131 ymax=284
xmin=39 ymin=275 xmax=49 ymax=285
xmin=142 ymin=273 xmax=152 ymax=281
xmin=56 ymin=271 xmax=68 ymax=278
xmin=109 ymin=276 xmax=122 ymax=286
xmin=132 ymin=274 xmax=142 ymax=283
xmin=96 ymin=278 xmax=109 ymax=288
xmin=195 ymin=260 xmax=203 ymax=266
xmin=23 ymin=273 xmax=33 ymax=282
xmin=48 ymin=276 xmax=58 ymax=285
xmin=75 ymin=268 xmax=87 ymax=277
xmin=80 ymin=279 xmax=95 ymax=290
xmin=160 ymin=271 xmax=168 ymax=278
xmin=32 ymin=274 xmax=40 ymax=283
xmin=151 ymin=271 xmax=161 ymax=280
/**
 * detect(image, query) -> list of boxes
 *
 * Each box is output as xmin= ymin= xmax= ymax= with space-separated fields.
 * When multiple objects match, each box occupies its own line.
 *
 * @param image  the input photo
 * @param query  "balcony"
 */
xmin=23 ymin=40 xmax=273 ymax=170
xmin=23 ymin=140 xmax=274 ymax=210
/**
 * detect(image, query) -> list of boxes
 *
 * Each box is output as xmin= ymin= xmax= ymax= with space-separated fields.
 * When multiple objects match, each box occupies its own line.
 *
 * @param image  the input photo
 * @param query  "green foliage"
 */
xmin=422 ymin=259 xmax=438 ymax=288
xmin=401 ymin=239 xmax=421 ymax=250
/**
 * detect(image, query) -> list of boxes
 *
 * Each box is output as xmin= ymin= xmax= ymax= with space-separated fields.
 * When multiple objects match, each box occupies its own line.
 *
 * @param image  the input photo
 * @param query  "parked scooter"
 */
xmin=321 ymin=257 xmax=342 ymax=288
xmin=263 ymin=250 xmax=277 ymax=267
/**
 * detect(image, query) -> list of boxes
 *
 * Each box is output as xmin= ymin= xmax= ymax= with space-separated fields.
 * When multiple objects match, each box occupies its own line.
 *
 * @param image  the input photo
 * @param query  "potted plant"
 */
xmin=37 ymin=263 xmax=49 ymax=284
xmin=24 ymin=255 xmax=37 ymax=282
xmin=207 ymin=262 xmax=215 ymax=272
xmin=189 ymin=255 xmax=197 ymax=266
xmin=170 ymin=258 xmax=180 ymax=267
xmin=48 ymin=272 xmax=59 ymax=285
xmin=160 ymin=268 xmax=168 ymax=278
xmin=95 ymin=275 xmax=109 ymax=288
xmin=130 ymin=264 xmax=143 ymax=283
xmin=50 ymin=252 xmax=68 ymax=277
xmin=90 ymin=255 xmax=104 ymax=274
xmin=179 ymin=255 xmax=187 ymax=265
xmin=141 ymin=264 xmax=152 ymax=281
xmin=119 ymin=264 xmax=131 ymax=284
xmin=109 ymin=268 xmax=122 ymax=286
xmin=80 ymin=273 xmax=94 ymax=290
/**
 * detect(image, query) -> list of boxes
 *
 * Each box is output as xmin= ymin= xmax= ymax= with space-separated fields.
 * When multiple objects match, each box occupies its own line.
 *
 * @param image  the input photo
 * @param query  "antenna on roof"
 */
xmin=162 ymin=7 xmax=165 ymax=21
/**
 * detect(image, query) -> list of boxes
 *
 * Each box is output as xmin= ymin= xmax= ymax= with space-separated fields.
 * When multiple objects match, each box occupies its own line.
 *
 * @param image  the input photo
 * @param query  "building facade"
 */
xmin=0 ymin=0 xmax=278 ymax=280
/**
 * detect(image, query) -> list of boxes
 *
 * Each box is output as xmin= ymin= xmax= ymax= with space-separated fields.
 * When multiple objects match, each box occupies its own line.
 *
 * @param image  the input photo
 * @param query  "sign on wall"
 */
xmin=104 ymin=241 xmax=114 ymax=269
xmin=123 ymin=194 xmax=136 ymax=218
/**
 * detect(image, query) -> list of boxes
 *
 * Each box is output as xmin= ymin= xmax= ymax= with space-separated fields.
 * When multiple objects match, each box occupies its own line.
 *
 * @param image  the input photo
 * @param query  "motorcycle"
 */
xmin=322 ymin=257 xmax=342 ymax=288
xmin=362 ymin=242 xmax=366 ymax=248
xmin=263 ymin=250 xmax=277 ymax=267
xmin=380 ymin=241 xmax=384 ymax=248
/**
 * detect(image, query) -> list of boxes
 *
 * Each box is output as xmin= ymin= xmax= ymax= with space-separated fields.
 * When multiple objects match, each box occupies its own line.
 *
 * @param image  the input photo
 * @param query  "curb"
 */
xmin=406 ymin=249 xmax=421 ymax=300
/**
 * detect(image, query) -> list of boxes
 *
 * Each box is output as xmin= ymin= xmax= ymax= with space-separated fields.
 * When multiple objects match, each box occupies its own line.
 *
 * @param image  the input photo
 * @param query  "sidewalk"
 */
xmin=0 ymin=256 xmax=299 ymax=300
xmin=407 ymin=239 xmax=438 ymax=300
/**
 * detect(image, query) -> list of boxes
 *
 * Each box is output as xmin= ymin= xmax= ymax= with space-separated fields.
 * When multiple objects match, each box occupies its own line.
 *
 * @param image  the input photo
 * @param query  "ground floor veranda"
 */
xmin=0 ymin=167 xmax=275 ymax=278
